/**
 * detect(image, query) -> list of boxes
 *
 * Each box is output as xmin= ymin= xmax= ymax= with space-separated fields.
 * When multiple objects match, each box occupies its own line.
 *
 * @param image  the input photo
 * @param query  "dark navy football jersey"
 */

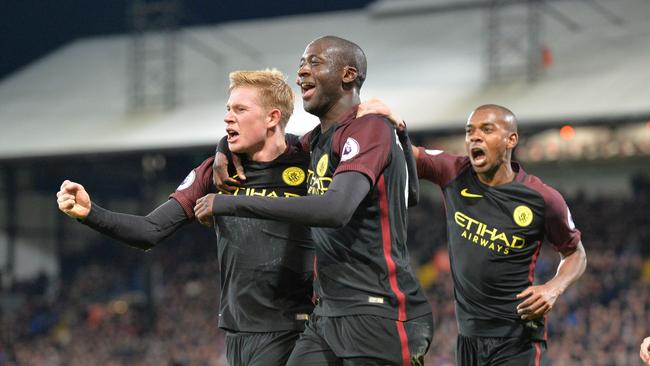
xmin=299 ymin=108 xmax=432 ymax=321
xmin=416 ymin=148 xmax=581 ymax=339
xmin=170 ymin=150 xmax=315 ymax=332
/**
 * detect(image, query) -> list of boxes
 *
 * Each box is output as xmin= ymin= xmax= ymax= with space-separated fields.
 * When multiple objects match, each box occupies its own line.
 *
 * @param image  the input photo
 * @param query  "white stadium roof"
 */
xmin=0 ymin=0 xmax=649 ymax=158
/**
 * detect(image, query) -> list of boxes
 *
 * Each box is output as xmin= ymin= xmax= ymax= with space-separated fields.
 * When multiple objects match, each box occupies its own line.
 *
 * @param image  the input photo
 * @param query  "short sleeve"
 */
xmin=169 ymin=157 xmax=214 ymax=220
xmin=542 ymin=187 xmax=581 ymax=253
xmin=332 ymin=115 xmax=392 ymax=186
xmin=416 ymin=147 xmax=469 ymax=187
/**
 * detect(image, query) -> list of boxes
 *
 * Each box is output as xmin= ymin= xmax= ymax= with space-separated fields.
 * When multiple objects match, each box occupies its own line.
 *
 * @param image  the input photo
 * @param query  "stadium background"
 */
xmin=0 ymin=0 xmax=649 ymax=365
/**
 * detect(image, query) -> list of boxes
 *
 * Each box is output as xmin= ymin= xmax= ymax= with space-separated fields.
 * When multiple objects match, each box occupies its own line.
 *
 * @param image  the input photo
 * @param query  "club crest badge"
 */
xmin=282 ymin=167 xmax=306 ymax=186
xmin=513 ymin=205 xmax=533 ymax=227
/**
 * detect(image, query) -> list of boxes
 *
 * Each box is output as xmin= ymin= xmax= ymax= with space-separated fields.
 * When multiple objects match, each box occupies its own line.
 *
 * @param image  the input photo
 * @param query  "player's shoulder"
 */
xmin=418 ymin=147 xmax=471 ymax=171
xmin=519 ymin=169 xmax=567 ymax=208
xmin=195 ymin=155 xmax=216 ymax=172
xmin=351 ymin=113 xmax=390 ymax=126
xmin=174 ymin=155 xmax=214 ymax=194
xmin=423 ymin=148 xmax=468 ymax=161
xmin=337 ymin=113 xmax=392 ymax=137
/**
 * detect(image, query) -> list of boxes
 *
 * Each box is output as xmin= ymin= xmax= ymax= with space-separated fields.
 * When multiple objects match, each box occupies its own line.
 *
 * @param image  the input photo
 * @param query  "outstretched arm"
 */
xmin=57 ymin=180 xmax=189 ymax=250
xmin=194 ymin=171 xmax=370 ymax=228
xmin=83 ymin=200 xmax=189 ymax=250
xmin=516 ymin=241 xmax=587 ymax=320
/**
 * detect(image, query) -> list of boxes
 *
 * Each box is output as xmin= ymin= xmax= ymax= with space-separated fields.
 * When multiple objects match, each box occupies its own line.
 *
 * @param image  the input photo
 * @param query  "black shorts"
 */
xmin=286 ymin=313 xmax=433 ymax=366
xmin=456 ymin=333 xmax=547 ymax=366
xmin=225 ymin=330 xmax=301 ymax=366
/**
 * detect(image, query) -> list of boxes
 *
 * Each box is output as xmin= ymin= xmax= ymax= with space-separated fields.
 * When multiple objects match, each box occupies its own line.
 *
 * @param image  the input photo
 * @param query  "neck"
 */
xmin=247 ymin=129 xmax=286 ymax=162
xmin=476 ymin=160 xmax=515 ymax=186
xmin=319 ymin=92 xmax=360 ymax=132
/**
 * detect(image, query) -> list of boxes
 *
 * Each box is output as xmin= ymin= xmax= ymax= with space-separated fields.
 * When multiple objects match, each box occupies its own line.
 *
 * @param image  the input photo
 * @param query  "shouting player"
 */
xmin=57 ymin=70 xmax=315 ymax=366
xmin=383 ymin=102 xmax=587 ymax=366
xmin=194 ymin=36 xmax=433 ymax=365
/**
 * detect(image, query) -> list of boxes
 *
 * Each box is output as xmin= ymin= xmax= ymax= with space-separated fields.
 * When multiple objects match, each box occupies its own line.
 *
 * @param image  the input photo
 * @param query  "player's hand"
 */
xmin=640 ymin=336 xmax=650 ymax=365
xmin=194 ymin=193 xmax=216 ymax=226
xmin=357 ymin=98 xmax=406 ymax=131
xmin=213 ymin=151 xmax=246 ymax=193
xmin=515 ymin=283 xmax=561 ymax=320
xmin=56 ymin=180 xmax=91 ymax=219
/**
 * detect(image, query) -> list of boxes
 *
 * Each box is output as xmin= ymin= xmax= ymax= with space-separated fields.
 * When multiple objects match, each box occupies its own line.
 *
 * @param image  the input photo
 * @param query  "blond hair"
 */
xmin=229 ymin=69 xmax=294 ymax=128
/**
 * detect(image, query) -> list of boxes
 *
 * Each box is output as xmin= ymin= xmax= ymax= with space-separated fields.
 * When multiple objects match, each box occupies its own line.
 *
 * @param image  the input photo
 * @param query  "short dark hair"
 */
xmin=474 ymin=104 xmax=518 ymax=132
xmin=318 ymin=36 xmax=367 ymax=90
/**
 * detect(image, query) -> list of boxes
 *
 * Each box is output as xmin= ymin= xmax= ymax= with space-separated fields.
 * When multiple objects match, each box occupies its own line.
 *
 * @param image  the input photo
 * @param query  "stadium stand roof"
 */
xmin=0 ymin=0 xmax=648 ymax=159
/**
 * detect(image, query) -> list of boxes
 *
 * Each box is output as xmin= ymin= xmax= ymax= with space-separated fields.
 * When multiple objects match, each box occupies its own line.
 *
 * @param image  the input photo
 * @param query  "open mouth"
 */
xmin=226 ymin=128 xmax=239 ymax=142
xmin=300 ymin=82 xmax=315 ymax=99
xmin=470 ymin=147 xmax=487 ymax=165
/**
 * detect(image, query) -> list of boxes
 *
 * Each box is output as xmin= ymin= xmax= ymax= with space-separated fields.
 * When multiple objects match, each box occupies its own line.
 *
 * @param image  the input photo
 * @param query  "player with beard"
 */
xmin=194 ymin=36 xmax=433 ymax=366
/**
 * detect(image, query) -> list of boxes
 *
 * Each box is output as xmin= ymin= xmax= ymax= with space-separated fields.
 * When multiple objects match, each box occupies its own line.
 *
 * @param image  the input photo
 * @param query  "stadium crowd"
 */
xmin=1 ymin=177 xmax=648 ymax=366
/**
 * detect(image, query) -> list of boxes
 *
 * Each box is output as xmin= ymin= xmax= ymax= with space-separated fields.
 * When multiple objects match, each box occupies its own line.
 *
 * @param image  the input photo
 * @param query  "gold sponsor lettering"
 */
xmin=307 ymin=169 xmax=332 ymax=196
xmin=218 ymin=185 xmax=303 ymax=198
xmin=510 ymin=236 xmax=526 ymax=249
xmin=491 ymin=231 xmax=510 ymax=246
xmin=455 ymin=211 xmax=526 ymax=255
xmin=246 ymin=188 xmax=267 ymax=197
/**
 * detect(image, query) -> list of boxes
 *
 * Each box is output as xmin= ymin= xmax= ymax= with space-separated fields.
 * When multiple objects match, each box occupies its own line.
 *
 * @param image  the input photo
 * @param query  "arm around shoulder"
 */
xmin=207 ymin=171 xmax=370 ymax=228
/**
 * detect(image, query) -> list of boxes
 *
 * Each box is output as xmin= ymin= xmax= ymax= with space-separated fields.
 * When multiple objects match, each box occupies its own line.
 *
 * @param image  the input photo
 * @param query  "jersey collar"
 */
xmin=335 ymin=105 xmax=360 ymax=127
xmin=471 ymin=161 xmax=528 ymax=189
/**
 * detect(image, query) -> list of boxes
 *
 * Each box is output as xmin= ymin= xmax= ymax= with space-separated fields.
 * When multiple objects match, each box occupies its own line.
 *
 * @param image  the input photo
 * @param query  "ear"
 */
xmin=267 ymin=108 xmax=282 ymax=129
xmin=342 ymin=66 xmax=358 ymax=85
xmin=507 ymin=132 xmax=519 ymax=149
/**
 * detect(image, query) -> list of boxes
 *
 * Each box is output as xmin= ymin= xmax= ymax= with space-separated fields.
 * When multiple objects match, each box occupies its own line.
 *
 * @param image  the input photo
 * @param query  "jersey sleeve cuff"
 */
xmin=169 ymin=194 xmax=195 ymax=220
xmin=334 ymin=165 xmax=376 ymax=186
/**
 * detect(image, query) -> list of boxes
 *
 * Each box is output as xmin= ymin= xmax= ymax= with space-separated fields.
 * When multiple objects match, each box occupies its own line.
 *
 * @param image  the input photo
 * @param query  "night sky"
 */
xmin=0 ymin=0 xmax=374 ymax=81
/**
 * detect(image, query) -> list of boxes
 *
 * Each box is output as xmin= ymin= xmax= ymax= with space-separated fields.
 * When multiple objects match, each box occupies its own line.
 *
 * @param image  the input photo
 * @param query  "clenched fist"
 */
xmin=56 ymin=180 xmax=91 ymax=219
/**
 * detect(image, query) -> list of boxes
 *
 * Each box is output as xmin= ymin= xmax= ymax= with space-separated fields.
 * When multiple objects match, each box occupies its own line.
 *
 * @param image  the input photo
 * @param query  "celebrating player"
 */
xmin=383 ymin=103 xmax=587 ymax=366
xmin=57 ymin=69 xmax=315 ymax=366
xmin=194 ymin=36 xmax=433 ymax=365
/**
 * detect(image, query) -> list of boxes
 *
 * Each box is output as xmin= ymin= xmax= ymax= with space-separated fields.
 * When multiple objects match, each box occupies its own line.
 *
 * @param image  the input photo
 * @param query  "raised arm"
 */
xmin=57 ymin=180 xmax=188 ymax=250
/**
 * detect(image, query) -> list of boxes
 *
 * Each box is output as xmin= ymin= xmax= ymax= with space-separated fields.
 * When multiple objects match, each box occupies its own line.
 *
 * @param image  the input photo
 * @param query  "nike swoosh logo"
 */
xmin=460 ymin=188 xmax=483 ymax=198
